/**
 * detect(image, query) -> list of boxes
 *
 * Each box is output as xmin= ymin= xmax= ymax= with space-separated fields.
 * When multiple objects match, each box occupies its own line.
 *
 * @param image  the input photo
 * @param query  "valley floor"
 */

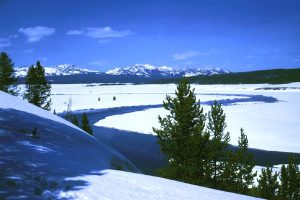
xmin=45 ymin=82 xmax=300 ymax=153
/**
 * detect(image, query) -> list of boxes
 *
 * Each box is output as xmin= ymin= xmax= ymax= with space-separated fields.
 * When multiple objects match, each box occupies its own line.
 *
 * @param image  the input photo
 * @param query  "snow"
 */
xmin=95 ymin=91 xmax=300 ymax=153
xmin=15 ymin=64 xmax=99 ymax=77
xmin=90 ymin=83 xmax=300 ymax=153
xmin=104 ymin=64 xmax=227 ymax=77
xmin=94 ymin=107 xmax=168 ymax=134
xmin=0 ymin=91 xmax=84 ymax=132
xmin=106 ymin=64 xmax=157 ymax=76
xmin=17 ymin=141 xmax=57 ymax=153
xmin=105 ymin=67 xmax=123 ymax=75
xmin=15 ymin=82 xmax=298 ymax=152
xmin=43 ymin=84 xmax=250 ymax=113
xmin=0 ymin=90 xmax=262 ymax=200
xmin=59 ymin=169 xmax=262 ymax=200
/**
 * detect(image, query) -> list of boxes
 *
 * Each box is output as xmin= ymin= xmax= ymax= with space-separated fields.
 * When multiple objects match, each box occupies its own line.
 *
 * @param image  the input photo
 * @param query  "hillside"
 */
xmin=0 ymin=92 xmax=263 ymax=199
xmin=152 ymin=68 xmax=300 ymax=84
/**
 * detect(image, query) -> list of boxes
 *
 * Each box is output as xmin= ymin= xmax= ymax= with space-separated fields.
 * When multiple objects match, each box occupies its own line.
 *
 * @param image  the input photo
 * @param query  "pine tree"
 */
xmin=23 ymin=61 xmax=51 ymax=110
xmin=81 ymin=112 xmax=93 ymax=135
xmin=235 ymin=128 xmax=256 ymax=194
xmin=153 ymin=78 xmax=209 ymax=184
xmin=278 ymin=156 xmax=300 ymax=200
xmin=206 ymin=100 xmax=230 ymax=188
xmin=71 ymin=115 xmax=79 ymax=127
xmin=257 ymin=167 xmax=279 ymax=200
xmin=221 ymin=150 xmax=238 ymax=192
xmin=0 ymin=52 xmax=18 ymax=95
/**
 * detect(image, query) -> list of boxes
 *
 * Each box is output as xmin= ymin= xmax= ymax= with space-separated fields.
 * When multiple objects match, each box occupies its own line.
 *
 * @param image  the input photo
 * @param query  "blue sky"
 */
xmin=0 ymin=0 xmax=299 ymax=72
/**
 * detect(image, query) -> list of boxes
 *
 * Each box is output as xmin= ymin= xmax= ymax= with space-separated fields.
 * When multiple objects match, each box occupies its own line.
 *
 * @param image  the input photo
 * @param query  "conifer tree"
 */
xmin=153 ymin=79 xmax=209 ymax=184
xmin=71 ymin=115 xmax=80 ymax=127
xmin=23 ymin=61 xmax=51 ymax=110
xmin=206 ymin=100 xmax=230 ymax=187
xmin=235 ymin=128 xmax=256 ymax=194
xmin=221 ymin=150 xmax=238 ymax=192
xmin=257 ymin=167 xmax=279 ymax=200
xmin=0 ymin=52 xmax=18 ymax=95
xmin=81 ymin=112 xmax=93 ymax=135
xmin=278 ymin=156 xmax=300 ymax=200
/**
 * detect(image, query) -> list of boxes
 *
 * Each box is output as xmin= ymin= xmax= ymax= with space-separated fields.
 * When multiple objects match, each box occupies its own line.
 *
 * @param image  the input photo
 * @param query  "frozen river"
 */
xmin=47 ymin=83 xmax=300 ymax=153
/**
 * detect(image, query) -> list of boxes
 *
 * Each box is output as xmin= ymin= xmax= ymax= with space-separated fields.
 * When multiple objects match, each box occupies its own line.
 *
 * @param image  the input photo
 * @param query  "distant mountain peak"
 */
xmin=15 ymin=64 xmax=99 ymax=77
xmin=105 ymin=64 xmax=229 ymax=77
xmin=15 ymin=63 xmax=230 ymax=84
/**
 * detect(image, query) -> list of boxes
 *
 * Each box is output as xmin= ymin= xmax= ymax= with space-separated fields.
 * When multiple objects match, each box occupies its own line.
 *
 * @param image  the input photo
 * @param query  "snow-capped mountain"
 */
xmin=16 ymin=63 xmax=229 ymax=78
xmin=15 ymin=63 xmax=230 ymax=84
xmin=105 ymin=64 xmax=229 ymax=77
xmin=182 ymin=67 xmax=230 ymax=77
xmin=15 ymin=64 xmax=100 ymax=77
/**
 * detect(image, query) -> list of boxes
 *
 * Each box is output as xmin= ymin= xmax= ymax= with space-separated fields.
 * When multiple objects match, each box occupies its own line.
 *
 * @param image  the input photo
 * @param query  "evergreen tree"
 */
xmin=206 ymin=100 xmax=230 ymax=188
xmin=257 ymin=167 xmax=279 ymax=200
xmin=235 ymin=128 xmax=256 ymax=194
xmin=81 ymin=112 xmax=93 ymax=135
xmin=0 ymin=52 xmax=18 ymax=95
xmin=221 ymin=150 xmax=238 ymax=192
xmin=278 ymin=156 xmax=300 ymax=200
xmin=153 ymin=79 xmax=209 ymax=184
xmin=23 ymin=61 xmax=51 ymax=110
xmin=71 ymin=115 xmax=80 ymax=127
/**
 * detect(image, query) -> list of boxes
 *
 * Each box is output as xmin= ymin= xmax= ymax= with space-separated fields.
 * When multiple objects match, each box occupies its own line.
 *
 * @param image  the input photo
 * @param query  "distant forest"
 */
xmin=153 ymin=68 xmax=300 ymax=85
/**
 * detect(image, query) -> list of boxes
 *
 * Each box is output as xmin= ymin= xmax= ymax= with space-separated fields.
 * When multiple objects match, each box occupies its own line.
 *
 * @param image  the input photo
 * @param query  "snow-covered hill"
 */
xmin=15 ymin=64 xmax=100 ymax=77
xmin=106 ymin=64 xmax=229 ymax=77
xmin=0 ymin=91 xmax=262 ymax=199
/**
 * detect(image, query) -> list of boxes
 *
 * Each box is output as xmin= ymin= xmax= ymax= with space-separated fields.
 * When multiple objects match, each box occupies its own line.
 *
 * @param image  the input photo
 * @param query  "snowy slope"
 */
xmin=0 ymin=92 xmax=262 ymax=199
xmin=0 ymin=91 xmax=82 ymax=132
xmin=59 ymin=169 xmax=262 ymax=200
xmin=15 ymin=64 xmax=99 ymax=77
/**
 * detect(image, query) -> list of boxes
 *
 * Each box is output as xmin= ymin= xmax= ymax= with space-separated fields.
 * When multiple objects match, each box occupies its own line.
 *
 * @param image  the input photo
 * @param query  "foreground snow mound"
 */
xmin=0 ymin=91 xmax=82 ymax=132
xmin=0 ymin=92 xmax=138 ymax=199
xmin=59 ymin=169 xmax=263 ymax=200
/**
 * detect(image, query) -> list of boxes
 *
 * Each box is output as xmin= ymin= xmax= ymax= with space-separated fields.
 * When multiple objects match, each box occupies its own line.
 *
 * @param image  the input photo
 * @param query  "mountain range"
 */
xmin=15 ymin=64 xmax=229 ymax=84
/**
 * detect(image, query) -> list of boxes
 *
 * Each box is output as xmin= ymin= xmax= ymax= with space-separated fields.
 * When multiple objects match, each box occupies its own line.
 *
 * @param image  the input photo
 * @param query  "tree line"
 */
xmin=154 ymin=79 xmax=300 ymax=199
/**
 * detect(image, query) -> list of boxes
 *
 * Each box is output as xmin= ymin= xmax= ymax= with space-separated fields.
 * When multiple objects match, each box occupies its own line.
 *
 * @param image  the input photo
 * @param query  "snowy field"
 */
xmin=21 ymin=83 xmax=300 ymax=153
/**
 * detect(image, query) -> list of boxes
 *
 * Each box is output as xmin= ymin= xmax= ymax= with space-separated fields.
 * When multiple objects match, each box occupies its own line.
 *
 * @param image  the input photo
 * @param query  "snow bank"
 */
xmin=0 ymin=91 xmax=83 ymax=132
xmin=59 ymin=169 xmax=262 ymax=200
